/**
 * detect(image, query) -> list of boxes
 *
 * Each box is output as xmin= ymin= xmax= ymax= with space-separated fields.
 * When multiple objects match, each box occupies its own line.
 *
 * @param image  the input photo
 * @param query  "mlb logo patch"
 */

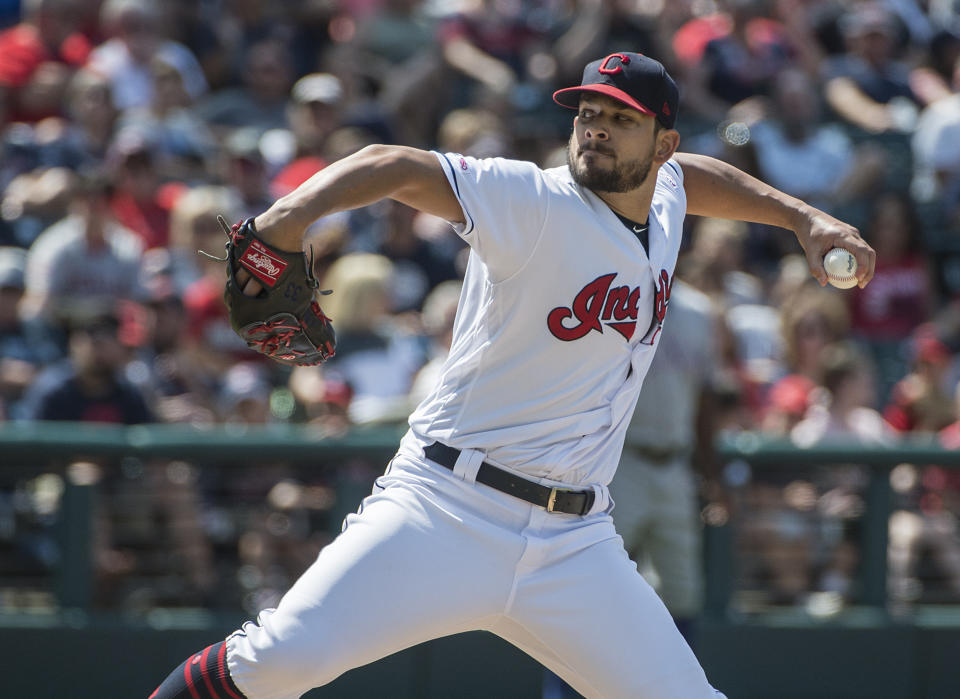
xmin=239 ymin=240 xmax=288 ymax=287
xmin=459 ymin=157 xmax=469 ymax=171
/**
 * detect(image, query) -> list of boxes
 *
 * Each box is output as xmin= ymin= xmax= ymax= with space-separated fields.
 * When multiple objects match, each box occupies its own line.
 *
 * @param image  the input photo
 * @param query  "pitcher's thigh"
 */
xmin=507 ymin=537 xmax=719 ymax=699
xmin=226 ymin=487 xmax=508 ymax=699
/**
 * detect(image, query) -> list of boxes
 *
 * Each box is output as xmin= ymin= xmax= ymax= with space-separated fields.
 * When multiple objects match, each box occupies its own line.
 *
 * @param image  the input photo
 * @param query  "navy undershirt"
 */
xmin=612 ymin=212 xmax=650 ymax=255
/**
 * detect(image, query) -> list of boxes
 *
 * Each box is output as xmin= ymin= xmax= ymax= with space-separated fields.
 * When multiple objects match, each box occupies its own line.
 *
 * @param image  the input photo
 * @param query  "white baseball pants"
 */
xmin=226 ymin=452 xmax=724 ymax=699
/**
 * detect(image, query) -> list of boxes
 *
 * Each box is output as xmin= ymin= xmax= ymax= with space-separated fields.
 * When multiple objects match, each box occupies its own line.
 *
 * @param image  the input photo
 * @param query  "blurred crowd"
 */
xmin=1 ymin=0 xmax=960 ymax=614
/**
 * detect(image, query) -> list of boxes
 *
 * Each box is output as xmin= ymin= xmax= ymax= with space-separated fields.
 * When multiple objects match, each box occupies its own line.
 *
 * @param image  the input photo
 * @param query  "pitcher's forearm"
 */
xmin=675 ymin=152 xmax=813 ymax=234
xmin=675 ymin=152 xmax=876 ymax=286
xmin=253 ymin=145 xmax=455 ymax=251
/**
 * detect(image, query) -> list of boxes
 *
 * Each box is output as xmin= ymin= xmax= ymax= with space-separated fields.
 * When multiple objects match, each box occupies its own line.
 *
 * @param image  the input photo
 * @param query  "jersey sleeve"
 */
xmin=433 ymin=152 xmax=549 ymax=281
xmin=652 ymin=158 xmax=687 ymax=227
xmin=656 ymin=159 xmax=686 ymax=200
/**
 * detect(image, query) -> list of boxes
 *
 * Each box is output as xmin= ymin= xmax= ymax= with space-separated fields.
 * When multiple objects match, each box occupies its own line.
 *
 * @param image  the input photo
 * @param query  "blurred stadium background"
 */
xmin=1 ymin=0 xmax=959 ymax=697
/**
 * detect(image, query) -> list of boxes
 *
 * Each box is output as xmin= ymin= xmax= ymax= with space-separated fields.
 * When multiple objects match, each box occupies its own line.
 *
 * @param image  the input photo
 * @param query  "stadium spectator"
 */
xmin=215 ymin=0 xmax=333 ymax=84
xmin=0 ymin=0 xmax=92 ymax=124
xmin=22 ymin=168 xmax=142 ymax=324
xmin=218 ymin=361 xmax=273 ymax=425
xmin=436 ymin=106 xmax=511 ymax=158
xmin=123 ymin=248 xmax=217 ymax=426
xmin=347 ymin=200 xmax=461 ymax=313
xmin=729 ymin=67 xmax=887 ymax=215
xmin=437 ymin=0 xmax=530 ymax=103
xmin=0 ymin=70 xmax=116 ymax=249
xmin=320 ymin=252 xmax=427 ymax=425
xmin=114 ymin=56 xmax=215 ymax=182
xmin=345 ymin=0 xmax=444 ymax=147
xmin=909 ymin=29 xmax=960 ymax=107
xmin=14 ymin=309 xmax=153 ymax=605
xmin=409 ymin=279 xmax=462 ymax=408
xmin=823 ymin=3 xmax=918 ymax=135
xmin=220 ymin=127 xmax=273 ymax=222
xmin=0 ymin=245 xmax=60 ymax=419
xmin=0 ymin=164 xmax=77 ymax=248
xmin=56 ymin=67 xmax=117 ymax=159
xmin=778 ymin=286 xmax=852 ymax=385
xmin=682 ymin=216 xmax=764 ymax=309
xmin=911 ymin=53 xmax=960 ymax=223
xmin=166 ymin=185 xmax=250 ymax=374
xmin=760 ymin=373 xmax=816 ymax=436
xmin=724 ymin=254 xmax=811 ymax=396
xmin=18 ymin=309 xmax=151 ymax=423
xmin=792 ymin=342 xmax=896 ymax=447
xmin=680 ymin=0 xmax=799 ymax=123
xmin=105 ymin=131 xmax=171 ymax=250
xmin=87 ymin=0 xmax=207 ymax=112
xmin=890 ymin=387 xmax=960 ymax=606
xmin=737 ymin=470 xmax=818 ymax=606
xmin=268 ymin=72 xmax=345 ymax=199
xmin=850 ymin=192 xmax=933 ymax=342
xmin=848 ymin=191 xmax=935 ymax=400
xmin=435 ymin=0 xmax=580 ymax=129
xmin=165 ymin=184 xmax=239 ymax=293
xmin=884 ymin=325 xmax=957 ymax=432
xmin=888 ymin=478 xmax=960 ymax=606
xmin=156 ymin=0 xmax=226 ymax=90
xmin=288 ymin=363 xmax=354 ymax=435
xmin=352 ymin=0 xmax=437 ymax=65
xmin=193 ymin=37 xmax=293 ymax=135
xmin=11 ymin=68 xmax=119 ymax=176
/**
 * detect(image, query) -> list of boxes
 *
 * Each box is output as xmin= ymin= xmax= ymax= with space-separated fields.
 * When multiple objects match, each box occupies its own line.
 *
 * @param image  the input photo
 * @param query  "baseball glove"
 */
xmin=213 ymin=215 xmax=336 ymax=366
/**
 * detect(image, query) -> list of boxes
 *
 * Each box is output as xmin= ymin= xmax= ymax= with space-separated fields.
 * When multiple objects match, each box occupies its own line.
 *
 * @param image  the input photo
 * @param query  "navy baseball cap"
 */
xmin=553 ymin=52 xmax=679 ymax=129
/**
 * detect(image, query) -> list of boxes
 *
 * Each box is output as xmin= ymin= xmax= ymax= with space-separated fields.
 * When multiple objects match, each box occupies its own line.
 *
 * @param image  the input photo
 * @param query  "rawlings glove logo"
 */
xmin=240 ymin=240 xmax=288 ymax=287
xmin=246 ymin=252 xmax=281 ymax=277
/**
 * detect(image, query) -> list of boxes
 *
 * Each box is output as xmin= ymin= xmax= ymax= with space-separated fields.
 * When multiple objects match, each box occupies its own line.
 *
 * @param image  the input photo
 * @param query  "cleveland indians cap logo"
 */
xmin=548 ymin=270 xmax=672 ymax=344
xmin=598 ymin=53 xmax=630 ymax=75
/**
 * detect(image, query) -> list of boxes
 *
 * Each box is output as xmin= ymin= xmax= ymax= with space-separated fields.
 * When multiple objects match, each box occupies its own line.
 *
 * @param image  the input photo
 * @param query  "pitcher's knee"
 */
xmin=226 ymin=609 xmax=347 ymax=698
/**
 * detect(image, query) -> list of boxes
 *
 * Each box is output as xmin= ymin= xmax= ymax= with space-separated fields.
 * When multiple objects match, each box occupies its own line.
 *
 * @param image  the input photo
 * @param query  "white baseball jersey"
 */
xmin=403 ymin=153 xmax=687 ymax=486
xmin=221 ymin=153 xmax=728 ymax=699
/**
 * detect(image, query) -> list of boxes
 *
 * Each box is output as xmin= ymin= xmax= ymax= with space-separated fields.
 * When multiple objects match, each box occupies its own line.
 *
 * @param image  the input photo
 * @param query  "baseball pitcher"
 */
xmin=150 ymin=52 xmax=875 ymax=699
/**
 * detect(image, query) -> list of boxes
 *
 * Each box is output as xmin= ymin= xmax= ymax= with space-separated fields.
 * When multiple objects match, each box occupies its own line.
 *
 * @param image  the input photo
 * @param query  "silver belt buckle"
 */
xmin=547 ymin=487 xmax=573 ymax=513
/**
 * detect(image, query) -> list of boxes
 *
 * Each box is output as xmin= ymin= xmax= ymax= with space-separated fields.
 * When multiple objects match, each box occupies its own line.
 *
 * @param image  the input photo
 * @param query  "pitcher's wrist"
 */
xmin=253 ymin=205 xmax=307 ymax=252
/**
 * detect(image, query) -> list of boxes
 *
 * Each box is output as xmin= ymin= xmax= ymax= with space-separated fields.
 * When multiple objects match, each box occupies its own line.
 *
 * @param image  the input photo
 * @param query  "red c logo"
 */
xmin=598 ymin=53 xmax=630 ymax=75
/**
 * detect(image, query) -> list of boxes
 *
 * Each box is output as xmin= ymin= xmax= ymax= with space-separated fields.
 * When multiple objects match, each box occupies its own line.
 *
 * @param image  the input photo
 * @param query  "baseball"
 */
xmin=823 ymin=247 xmax=858 ymax=289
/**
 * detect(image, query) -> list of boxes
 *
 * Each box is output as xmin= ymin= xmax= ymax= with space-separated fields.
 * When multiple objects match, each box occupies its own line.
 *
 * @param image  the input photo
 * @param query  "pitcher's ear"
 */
xmin=655 ymin=129 xmax=680 ymax=162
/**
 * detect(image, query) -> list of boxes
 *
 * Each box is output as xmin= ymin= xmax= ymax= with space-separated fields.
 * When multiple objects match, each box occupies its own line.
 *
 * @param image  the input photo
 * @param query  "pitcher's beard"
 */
xmin=567 ymin=135 xmax=655 ymax=193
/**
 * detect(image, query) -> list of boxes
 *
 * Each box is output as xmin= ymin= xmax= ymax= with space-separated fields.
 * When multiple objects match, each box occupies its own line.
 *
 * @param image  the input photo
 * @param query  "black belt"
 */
xmin=423 ymin=442 xmax=596 ymax=516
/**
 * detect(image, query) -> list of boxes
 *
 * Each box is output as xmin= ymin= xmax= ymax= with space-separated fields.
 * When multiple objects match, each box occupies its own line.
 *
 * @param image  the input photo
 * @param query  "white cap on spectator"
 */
xmin=219 ymin=363 xmax=272 ymax=416
xmin=291 ymin=73 xmax=343 ymax=105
